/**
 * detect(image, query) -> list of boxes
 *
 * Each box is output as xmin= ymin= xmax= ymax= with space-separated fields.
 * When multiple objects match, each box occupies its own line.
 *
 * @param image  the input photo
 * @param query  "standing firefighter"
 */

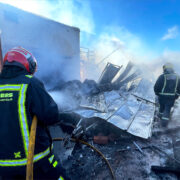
xmin=154 ymin=63 xmax=180 ymax=127
xmin=0 ymin=47 xmax=74 ymax=180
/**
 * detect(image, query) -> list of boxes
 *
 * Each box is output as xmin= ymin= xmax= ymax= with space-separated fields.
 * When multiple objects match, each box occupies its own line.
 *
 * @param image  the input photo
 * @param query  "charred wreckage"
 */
xmin=48 ymin=62 xmax=180 ymax=180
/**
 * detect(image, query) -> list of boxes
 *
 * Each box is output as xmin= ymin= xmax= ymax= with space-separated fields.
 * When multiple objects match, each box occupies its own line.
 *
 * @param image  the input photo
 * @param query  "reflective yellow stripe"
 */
xmin=18 ymin=84 xmax=29 ymax=157
xmin=58 ymin=176 xmax=65 ymax=180
xmin=48 ymin=155 xmax=54 ymax=164
xmin=161 ymin=75 xmax=166 ymax=93
xmin=175 ymin=75 xmax=179 ymax=93
xmin=0 ymin=84 xmax=30 ymax=157
xmin=25 ymin=75 xmax=32 ymax=78
xmin=0 ymin=147 xmax=51 ymax=167
xmin=0 ymin=84 xmax=21 ymax=91
xmin=33 ymin=147 xmax=51 ymax=162
xmin=159 ymin=93 xmax=176 ymax=96
xmin=0 ymin=84 xmax=21 ymax=87
xmin=162 ymin=117 xmax=169 ymax=121
xmin=0 ymin=84 xmax=51 ymax=167
xmin=161 ymin=74 xmax=179 ymax=95
xmin=53 ymin=160 xmax=58 ymax=168
xmin=0 ymin=159 xmax=27 ymax=166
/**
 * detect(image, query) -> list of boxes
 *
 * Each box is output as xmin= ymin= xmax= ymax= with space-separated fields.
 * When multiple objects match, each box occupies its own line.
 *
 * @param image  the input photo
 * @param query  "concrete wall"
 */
xmin=0 ymin=3 xmax=80 ymax=89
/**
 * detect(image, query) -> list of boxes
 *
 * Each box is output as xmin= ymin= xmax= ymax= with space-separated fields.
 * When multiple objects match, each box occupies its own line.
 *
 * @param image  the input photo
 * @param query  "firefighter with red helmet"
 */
xmin=0 ymin=47 xmax=76 ymax=179
xmin=154 ymin=63 xmax=180 ymax=127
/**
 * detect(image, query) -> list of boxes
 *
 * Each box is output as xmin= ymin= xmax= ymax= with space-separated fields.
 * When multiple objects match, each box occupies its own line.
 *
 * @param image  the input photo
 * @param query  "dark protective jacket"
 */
xmin=0 ymin=66 xmax=60 ymax=168
xmin=154 ymin=69 xmax=180 ymax=98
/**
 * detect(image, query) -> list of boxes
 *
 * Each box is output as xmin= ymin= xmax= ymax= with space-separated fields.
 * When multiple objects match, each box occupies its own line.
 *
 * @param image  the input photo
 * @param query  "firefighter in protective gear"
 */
xmin=154 ymin=63 xmax=180 ymax=127
xmin=0 ymin=47 xmax=76 ymax=180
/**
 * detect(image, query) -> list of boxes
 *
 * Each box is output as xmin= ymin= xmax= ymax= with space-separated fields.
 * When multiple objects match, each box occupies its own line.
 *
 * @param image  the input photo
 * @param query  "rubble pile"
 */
xmin=51 ymin=123 xmax=180 ymax=180
xmin=50 ymin=62 xmax=180 ymax=179
xmin=50 ymin=62 xmax=155 ymax=139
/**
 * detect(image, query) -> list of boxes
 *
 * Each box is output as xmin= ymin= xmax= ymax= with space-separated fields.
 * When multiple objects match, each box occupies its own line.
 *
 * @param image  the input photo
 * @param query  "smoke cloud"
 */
xmin=150 ymin=50 xmax=180 ymax=77
xmin=83 ymin=25 xmax=180 ymax=81
xmin=1 ymin=0 xmax=180 ymax=83
xmin=0 ymin=0 xmax=95 ymax=33
xmin=82 ymin=26 xmax=159 ymax=81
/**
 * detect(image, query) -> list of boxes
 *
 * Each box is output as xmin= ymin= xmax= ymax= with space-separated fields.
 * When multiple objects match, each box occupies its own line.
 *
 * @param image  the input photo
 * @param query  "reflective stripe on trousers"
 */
xmin=0 ymin=147 xmax=51 ymax=166
xmin=161 ymin=117 xmax=169 ymax=121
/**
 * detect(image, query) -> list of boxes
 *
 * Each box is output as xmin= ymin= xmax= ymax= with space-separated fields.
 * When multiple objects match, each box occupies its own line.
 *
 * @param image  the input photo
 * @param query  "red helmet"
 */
xmin=3 ymin=47 xmax=37 ymax=74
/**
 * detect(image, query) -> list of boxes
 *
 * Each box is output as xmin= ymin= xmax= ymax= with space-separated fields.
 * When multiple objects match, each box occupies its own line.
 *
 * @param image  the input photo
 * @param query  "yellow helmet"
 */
xmin=163 ymin=63 xmax=174 ymax=71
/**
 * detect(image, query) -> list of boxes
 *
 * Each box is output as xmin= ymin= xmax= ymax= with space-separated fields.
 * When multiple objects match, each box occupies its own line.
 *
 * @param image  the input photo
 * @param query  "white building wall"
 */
xmin=0 ymin=3 xmax=80 ymax=89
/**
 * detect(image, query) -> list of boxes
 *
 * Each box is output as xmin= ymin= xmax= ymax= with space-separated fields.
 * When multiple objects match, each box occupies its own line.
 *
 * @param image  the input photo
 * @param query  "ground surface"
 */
xmin=50 ymin=100 xmax=180 ymax=180
xmin=52 ymin=123 xmax=180 ymax=180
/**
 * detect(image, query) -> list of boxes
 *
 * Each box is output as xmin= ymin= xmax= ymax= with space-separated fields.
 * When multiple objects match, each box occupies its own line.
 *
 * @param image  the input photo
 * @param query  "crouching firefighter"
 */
xmin=154 ymin=63 xmax=180 ymax=127
xmin=0 ymin=47 xmax=74 ymax=180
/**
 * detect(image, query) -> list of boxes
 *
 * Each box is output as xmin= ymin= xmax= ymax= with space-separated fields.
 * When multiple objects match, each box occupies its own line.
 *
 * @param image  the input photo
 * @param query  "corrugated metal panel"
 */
xmin=74 ymin=79 xmax=155 ymax=139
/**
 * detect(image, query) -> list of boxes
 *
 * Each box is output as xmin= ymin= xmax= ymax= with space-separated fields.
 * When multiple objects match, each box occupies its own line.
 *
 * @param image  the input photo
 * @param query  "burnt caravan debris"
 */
xmin=98 ymin=63 xmax=122 ymax=85
xmin=50 ymin=61 xmax=180 ymax=179
xmin=50 ymin=62 xmax=155 ymax=139
xmin=51 ymin=62 xmax=180 ymax=179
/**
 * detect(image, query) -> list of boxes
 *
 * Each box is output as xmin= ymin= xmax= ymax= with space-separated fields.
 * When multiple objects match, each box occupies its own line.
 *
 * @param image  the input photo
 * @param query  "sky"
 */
xmin=0 ymin=0 xmax=180 ymax=77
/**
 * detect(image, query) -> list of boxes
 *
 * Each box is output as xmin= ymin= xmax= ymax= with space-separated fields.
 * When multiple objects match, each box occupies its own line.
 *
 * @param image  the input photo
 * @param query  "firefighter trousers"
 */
xmin=158 ymin=96 xmax=176 ymax=127
xmin=0 ymin=153 xmax=70 ymax=180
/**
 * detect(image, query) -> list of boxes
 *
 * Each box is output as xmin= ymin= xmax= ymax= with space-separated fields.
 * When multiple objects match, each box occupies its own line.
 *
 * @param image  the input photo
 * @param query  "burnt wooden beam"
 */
xmin=151 ymin=165 xmax=180 ymax=175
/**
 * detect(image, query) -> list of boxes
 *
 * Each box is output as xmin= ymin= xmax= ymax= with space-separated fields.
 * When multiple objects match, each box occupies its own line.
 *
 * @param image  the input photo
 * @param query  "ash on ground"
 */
xmin=51 ymin=120 xmax=180 ymax=180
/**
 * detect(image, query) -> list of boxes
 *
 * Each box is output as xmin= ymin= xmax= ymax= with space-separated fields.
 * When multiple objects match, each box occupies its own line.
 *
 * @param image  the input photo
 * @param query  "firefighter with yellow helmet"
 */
xmin=154 ymin=63 xmax=180 ymax=127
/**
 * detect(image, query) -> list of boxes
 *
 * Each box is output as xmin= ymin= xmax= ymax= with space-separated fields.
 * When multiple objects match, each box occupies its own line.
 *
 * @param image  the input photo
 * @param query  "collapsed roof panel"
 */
xmin=98 ymin=63 xmax=121 ymax=85
xmin=108 ymin=103 xmax=135 ymax=130
xmin=114 ymin=61 xmax=134 ymax=83
xmin=132 ymin=79 xmax=155 ymax=103
xmin=75 ymin=90 xmax=154 ymax=139
xmin=127 ymin=102 xmax=154 ymax=138
xmin=112 ymin=62 xmax=141 ymax=90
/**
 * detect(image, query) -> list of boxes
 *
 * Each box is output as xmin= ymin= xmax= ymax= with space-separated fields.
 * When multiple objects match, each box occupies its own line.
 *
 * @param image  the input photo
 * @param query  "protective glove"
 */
xmin=59 ymin=122 xmax=76 ymax=134
xmin=58 ymin=112 xmax=81 ymax=126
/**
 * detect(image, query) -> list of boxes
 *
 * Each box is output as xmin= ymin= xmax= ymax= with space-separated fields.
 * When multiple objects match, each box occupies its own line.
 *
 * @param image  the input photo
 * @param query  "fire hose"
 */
xmin=26 ymin=116 xmax=115 ymax=180
xmin=26 ymin=116 xmax=38 ymax=180
xmin=53 ymin=137 xmax=116 ymax=180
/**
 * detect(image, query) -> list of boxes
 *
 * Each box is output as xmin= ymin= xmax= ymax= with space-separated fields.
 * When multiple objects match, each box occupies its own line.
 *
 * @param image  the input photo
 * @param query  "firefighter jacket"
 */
xmin=154 ymin=69 xmax=180 ymax=98
xmin=0 ymin=66 xmax=59 ymax=167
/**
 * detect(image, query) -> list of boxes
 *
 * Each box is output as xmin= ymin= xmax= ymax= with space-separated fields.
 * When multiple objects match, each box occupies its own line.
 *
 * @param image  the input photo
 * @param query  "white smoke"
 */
xmin=86 ymin=26 xmax=180 ymax=81
xmin=91 ymin=26 xmax=147 ymax=66
xmin=83 ymin=26 xmax=158 ymax=81
xmin=150 ymin=50 xmax=180 ymax=78
xmin=0 ymin=0 xmax=95 ymax=33
xmin=1 ymin=0 xmax=180 ymax=82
